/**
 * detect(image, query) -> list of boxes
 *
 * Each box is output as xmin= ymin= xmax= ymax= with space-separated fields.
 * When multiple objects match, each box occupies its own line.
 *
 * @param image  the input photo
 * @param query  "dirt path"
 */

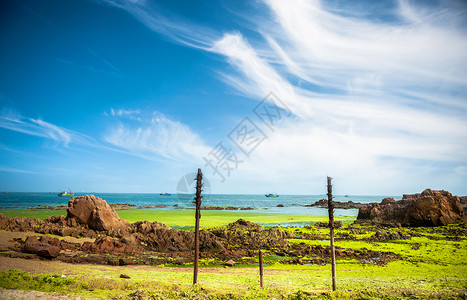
xmin=0 ymin=288 xmax=92 ymax=300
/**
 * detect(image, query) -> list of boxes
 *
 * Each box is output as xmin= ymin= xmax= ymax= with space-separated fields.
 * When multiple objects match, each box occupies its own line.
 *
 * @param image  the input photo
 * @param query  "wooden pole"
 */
xmin=327 ymin=176 xmax=337 ymax=291
xmin=259 ymin=250 xmax=264 ymax=288
xmin=193 ymin=168 xmax=203 ymax=285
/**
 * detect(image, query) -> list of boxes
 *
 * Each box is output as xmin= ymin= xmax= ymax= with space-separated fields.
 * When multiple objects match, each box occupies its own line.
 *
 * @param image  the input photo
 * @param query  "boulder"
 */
xmin=22 ymin=236 xmax=60 ymax=258
xmin=37 ymin=245 xmax=61 ymax=258
xmin=225 ymin=259 xmax=236 ymax=266
xmin=67 ymin=195 xmax=129 ymax=232
xmin=357 ymin=189 xmax=464 ymax=226
xmin=381 ymin=197 xmax=395 ymax=205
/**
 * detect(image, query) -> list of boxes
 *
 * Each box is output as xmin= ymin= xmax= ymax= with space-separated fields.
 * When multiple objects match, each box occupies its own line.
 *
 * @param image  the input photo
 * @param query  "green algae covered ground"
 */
xmin=0 ymin=208 xmax=356 ymax=228
xmin=0 ymin=209 xmax=466 ymax=299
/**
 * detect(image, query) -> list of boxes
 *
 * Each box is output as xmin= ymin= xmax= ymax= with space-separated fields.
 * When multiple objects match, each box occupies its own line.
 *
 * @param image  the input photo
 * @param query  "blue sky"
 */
xmin=1 ymin=0 xmax=466 ymax=195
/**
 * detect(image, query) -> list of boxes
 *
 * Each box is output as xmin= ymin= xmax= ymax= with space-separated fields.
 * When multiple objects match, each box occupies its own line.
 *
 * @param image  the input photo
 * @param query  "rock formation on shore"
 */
xmin=306 ymin=199 xmax=367 ymax=209
xmin=67 ymin=195 xmax=130 ymax=232
xmin=0 ymin=194 xmax=297 ymax=265
xmin=357 ymin=189 xmax=464 ymax=226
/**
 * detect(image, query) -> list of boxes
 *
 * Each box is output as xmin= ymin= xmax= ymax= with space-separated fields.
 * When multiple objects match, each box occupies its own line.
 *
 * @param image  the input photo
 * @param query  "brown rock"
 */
xmin=225 ymin=259 xmax=236 ymax=266
xmin=22 ymin=236 xmax=60 ymax=258
xmin=381 ymin=197 xmax=395 ymax=205
xmin=22 ymin=236 xmax=44 ymax=254
xmin=67 ymin=195 xmax=129 ymax=231
xmin=357 ymin=189 xmax=464 ymax=226
xmin=210 ymin=219 xmax=292 ymax=250
xmin=37 ymin=245 xmax=60 ymax=258
xmin=307 ymin=199 xmax=367 ymax=209
xmin=119 ymin=258 xmax=132 ymax=266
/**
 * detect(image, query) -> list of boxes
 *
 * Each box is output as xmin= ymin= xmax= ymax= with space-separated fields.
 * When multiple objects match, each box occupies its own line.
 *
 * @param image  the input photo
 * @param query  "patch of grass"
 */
xmin=1 ymin=249 xmax=466 ymax=299
xmin=0 ymin=269 xmax=77 ymax=293
xmin=0 ymin=208 xmax=354 ymax=229
xmin=115 ymin=209 xmax=355 ymax=229
xmin=0 ymin=209 xmax=66 ymax=220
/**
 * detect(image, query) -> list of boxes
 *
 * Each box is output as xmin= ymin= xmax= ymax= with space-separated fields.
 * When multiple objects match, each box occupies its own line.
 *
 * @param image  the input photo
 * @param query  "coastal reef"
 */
xmin=0 ymin=192 xmax=466 ymax=269
xmin=1 ymin=194 xmax=466 ymax=300
xmin=357 ymin=189 xmax=464 ymax=226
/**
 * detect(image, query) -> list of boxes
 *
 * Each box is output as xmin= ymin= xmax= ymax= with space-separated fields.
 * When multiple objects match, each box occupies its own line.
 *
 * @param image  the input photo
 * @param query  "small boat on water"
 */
xmin=265 ymin=193 xmax=279 ymax=198
xmin=160 ymin=193 xmax=172 ymax=196
xmin=58 ymin=190 xmax=73 ymax=197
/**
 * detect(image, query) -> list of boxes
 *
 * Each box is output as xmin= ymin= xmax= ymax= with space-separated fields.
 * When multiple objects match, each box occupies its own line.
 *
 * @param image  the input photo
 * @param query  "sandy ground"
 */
xmin=0 ymin=230 xmax=98 ymax=299
xmin=0 ymin=288 xmax=92 ymax=300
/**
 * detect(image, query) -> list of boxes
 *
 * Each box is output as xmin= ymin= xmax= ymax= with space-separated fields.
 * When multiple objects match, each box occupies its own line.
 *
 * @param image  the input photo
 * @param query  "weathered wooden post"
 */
xmin=259 ymin=250 xmax=264 ymax=288
xmin=193 ymin=168 xmax=203 ymax=285
xmin=327 ymin=176 xmax=337 ymax=291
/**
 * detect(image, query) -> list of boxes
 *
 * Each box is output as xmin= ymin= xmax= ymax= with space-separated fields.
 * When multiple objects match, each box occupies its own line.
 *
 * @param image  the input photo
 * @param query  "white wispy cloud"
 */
xmin=0 ymin=109 xmax=73 ymax=146
xmin=216 ymin=1 xmax=467 ymax=193
xmin=0 ymin=166 xmax=38 ymax=174
xmin=104 ymin=109 xmax=211 ymax=162
xmin=99 ymin=0 xmax=218 ymax=49
xmin=0 ymin=109 xmax=104 ymax=151
xmin=95 ymin=0 xmax=467 ymax=193
xmin=0 ymin=106 xmax=210 ymax=168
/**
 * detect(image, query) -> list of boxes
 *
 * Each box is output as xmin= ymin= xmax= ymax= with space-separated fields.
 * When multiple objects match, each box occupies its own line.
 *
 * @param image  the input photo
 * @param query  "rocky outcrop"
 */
xmin=21 ymin=236 xmax=61 ymax=258
xmin=130 ymin=221 xmax=225 ymax=252
xmin=67 ymin=195 xmax=129 ymax=232
xmin=210 ymin=219 xmax=294 ymax=250
xmin=314 ymin=221 xmax=344 ymax=228
xmin=306 ymin=199 xmax=367 ymax=209
xmin=81 ymin=236 xmax=141 ymax=255
xmin=357 ymin=189 xmax=464 ymax=226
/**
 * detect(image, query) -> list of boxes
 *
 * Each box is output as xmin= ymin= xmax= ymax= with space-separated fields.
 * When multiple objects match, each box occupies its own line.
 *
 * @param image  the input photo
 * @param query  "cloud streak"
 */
xmin=0 ymin=109 xmax=104 ymax=151
xmin=0 ymin=106 xmax=210 ymax=171
xmin=0 ymin=110 xmax=72 ymax=146
xmin=0 ymin=166 xmax=38 ymax=175
xmin=99 ymin=0 xmax=219 ymax=50
xmin=208 ymin=1 xmax=467 ymax=192
xmin=93 ymin=0 xmax=467 ymax=193
xmin=104 ymin=109 xmax=211 ymax=162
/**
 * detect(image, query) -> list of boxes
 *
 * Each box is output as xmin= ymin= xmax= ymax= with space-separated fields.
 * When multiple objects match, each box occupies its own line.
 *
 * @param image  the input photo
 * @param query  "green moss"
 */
xmin=1 ymin=257 xmax=466 ymax=299
xmin=0 ymin=208 xmax=354 ymax=229
xmin=0 ymin=209 xmax=66 ymax=220
xmin=1 ymin=211 xmax=466 ymax=299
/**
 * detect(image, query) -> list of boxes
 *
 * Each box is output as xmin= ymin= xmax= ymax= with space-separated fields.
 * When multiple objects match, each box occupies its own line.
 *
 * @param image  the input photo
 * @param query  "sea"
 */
xmin=0 ymin=192 xmax=399 ymax=218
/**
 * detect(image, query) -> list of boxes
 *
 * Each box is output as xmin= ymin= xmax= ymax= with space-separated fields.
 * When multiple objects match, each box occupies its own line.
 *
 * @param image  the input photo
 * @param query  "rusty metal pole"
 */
xmin=327 ymin=176 xmax=337 ymax=291
xmin=259 ymin=250 xmax=264 ymax=288
xmin=193 ymin=168 xmax=203 ymax=285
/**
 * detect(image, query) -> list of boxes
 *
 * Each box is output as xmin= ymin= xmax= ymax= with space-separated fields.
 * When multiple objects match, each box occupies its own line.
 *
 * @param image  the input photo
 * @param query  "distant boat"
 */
xmin=344 ymin=195 xmax=349 ymax=197
xmin=265 ymin=193 xmax=279 ymax=198
xmin=160 ymin=193 xmax=172 ymax=196
xmin=58 ymin=190 xmax=73 ymax=197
